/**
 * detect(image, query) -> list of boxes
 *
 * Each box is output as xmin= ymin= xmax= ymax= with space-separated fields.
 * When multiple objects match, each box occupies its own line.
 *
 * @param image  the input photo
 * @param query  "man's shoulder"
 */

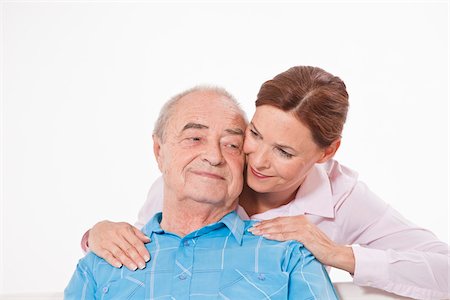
xmin=77 ymin=250 xmax=116 ymax=279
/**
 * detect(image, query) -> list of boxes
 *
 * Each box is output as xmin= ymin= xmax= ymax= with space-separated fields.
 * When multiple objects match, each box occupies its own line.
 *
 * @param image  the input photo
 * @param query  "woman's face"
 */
xmin=244 ymin=105 xmax=326 ymax=194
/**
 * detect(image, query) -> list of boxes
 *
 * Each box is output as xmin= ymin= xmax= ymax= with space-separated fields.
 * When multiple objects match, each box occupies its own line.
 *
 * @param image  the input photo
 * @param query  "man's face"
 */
xmin=154 ymin=90 xmax=246 ymax=209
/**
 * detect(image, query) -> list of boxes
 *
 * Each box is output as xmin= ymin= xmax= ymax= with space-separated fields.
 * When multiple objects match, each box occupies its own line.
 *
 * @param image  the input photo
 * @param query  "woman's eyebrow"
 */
xmin=250 ymin=122 xmax=263 ymax=138
xmin=250 ymin=122 xmax=297 ymax=153
xmin=274 ymin=143 xmax=297 ymax=153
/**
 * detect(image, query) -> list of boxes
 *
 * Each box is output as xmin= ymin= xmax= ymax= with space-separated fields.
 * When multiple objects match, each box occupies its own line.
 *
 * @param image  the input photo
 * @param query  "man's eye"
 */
xmin=222 ymin=142 xmax=242 ymax=154
xmin=227 ymin=144 xmax=240 ymax=149
xmin=182 ymin=137 xmax=202 ymax=146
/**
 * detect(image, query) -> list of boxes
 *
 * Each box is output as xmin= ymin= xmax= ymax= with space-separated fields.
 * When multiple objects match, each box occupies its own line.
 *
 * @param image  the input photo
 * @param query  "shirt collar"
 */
xmin=217 ymin=211 xmax=245 ymax=244
xmin=142 ymin=212 xmax=165 ymax=236
xmin=142 ymin=211 xmax=245 ymax=245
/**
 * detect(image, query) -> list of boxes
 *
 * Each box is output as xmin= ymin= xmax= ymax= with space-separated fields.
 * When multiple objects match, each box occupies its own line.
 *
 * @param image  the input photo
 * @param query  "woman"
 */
xmin=85 ymin=66 xmax=449 ymax=299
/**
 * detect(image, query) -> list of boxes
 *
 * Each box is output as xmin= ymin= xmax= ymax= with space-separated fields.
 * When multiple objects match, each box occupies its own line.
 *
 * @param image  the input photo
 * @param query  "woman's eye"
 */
xmin=277 ymin=148 xmax=293 ymax=159
xmin=250 ymin=129 xmax=259 ymax=137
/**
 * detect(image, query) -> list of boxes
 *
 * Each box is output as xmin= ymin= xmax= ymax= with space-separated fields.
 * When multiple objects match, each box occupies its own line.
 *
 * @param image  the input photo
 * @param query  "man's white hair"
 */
xmin=153 ymin=85 xmax=248 ymax=141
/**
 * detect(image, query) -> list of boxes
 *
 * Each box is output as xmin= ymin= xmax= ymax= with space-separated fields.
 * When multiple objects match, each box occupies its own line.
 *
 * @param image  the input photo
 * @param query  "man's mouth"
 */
xmin=191 ymin=171 xmax=225 ymax=180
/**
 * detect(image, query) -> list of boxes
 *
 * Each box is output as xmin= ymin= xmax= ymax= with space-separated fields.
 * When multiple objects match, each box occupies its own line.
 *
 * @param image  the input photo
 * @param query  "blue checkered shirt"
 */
xmin=65 ymin=211 xmax=337 ymax=299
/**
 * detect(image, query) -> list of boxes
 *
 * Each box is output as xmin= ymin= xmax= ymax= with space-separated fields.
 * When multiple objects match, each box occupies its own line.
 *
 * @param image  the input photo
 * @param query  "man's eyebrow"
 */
xmin=225 ymin=128 xmax=245 ymax=136
xmin=182 ymin=123 xmax=209 ymax=131
xmin=182 ymin=122 xmax=244 ymax=136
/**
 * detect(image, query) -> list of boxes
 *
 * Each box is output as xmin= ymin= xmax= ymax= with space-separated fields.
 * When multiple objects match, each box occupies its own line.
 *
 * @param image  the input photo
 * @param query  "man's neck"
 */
xmin=160 ymin=198 xmax=235 ymax=237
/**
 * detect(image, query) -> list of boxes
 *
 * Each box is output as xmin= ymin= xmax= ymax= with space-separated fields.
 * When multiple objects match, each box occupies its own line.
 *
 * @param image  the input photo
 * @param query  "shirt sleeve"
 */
xmin=286 ymin=243 xmax=338 ymax=300
xmin=339 ymin=182 xmax=450 ymax=299
xmin=134 ymin=176 xmax=164 ymax=229
xmin=64 ymin=255 xmax=96 ymax=300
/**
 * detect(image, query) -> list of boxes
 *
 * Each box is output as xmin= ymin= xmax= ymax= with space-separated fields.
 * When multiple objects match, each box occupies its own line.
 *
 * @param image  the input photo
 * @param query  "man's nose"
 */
xmin=202 ymin=142 xmax=225 ymax=166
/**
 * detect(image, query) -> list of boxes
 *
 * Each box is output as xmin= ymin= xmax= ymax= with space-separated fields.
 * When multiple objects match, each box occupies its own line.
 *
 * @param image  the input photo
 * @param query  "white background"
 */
xmin=1 ymin=0 xmax=448 ymax=294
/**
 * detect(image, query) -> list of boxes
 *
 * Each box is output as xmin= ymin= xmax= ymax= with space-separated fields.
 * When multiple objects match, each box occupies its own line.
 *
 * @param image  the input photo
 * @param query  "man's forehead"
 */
xmin=175 ymin=90 xmax=242 ymax=114
xmin=166 ymin=91 xmax=246 ymax=132
xmin=172 ymin=107 xmax=246 ymax=129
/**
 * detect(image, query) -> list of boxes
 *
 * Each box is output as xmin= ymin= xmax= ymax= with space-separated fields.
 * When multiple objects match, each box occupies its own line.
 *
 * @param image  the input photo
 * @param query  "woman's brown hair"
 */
xmin=256 ymin=66 xmax=349 ymax=148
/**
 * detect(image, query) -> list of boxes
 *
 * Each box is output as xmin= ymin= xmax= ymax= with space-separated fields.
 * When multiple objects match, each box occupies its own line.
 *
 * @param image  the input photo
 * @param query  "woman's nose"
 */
xmin=250 ymin=147 xmax=270 ymax=170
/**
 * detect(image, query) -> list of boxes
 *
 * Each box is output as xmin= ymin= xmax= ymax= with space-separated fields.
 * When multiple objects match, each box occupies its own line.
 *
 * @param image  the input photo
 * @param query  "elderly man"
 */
xmin=65 ymin=87 xmax=338 ymax=299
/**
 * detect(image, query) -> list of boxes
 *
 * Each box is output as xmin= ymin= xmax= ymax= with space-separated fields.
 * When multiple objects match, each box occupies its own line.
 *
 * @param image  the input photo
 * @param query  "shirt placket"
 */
xmin=171 ymin=237 xmax=195 ymax=298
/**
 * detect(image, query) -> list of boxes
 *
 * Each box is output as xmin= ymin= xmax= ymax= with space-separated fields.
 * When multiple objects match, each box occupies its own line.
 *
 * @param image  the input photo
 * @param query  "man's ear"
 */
xmin=317 ymin=139 xmax=341 ymax=164
xmin=153 ymin=134 xmax=163 ymax=171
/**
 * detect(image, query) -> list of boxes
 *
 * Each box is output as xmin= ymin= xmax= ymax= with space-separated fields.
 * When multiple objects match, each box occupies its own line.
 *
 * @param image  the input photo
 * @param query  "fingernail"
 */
xmin=115 ymin=262 xmax=123 ymax=268
xmin=144 ymin=255 xmax=150 ymax=262
xmin=247 ymin=227 xmax=254 ymax=232
xmin=138 ymin=262 xmax=146 ymax=270
xmin=130 ymin=264 xmax=138 ymax=271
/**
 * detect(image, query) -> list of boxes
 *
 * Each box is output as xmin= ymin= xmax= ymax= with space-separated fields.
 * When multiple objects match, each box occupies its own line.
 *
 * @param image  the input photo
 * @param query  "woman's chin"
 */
xmin=246 ymin=179 xmax=274 ymax=194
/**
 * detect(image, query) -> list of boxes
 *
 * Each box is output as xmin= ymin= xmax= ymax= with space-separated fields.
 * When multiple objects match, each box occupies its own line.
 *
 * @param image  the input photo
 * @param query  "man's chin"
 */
xmin=189 ymin=195 xmax=226 ymax=205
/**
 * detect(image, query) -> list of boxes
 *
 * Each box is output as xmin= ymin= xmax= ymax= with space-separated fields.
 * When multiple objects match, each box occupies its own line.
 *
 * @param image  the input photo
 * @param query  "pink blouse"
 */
xmin=135 ymin=159 xmax=449 ymax=300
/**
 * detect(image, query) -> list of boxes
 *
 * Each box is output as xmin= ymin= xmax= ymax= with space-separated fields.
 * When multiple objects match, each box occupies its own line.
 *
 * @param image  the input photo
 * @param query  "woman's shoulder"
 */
xmin=322 ymin=160 xmax=389 ymax=227
xmin=314 ymin=159 xmax=360 ymax=201
xmin=319 ymin=160 xmax=388 ymax=213
xmin=321 ymin=159 xmax=359 ymax=183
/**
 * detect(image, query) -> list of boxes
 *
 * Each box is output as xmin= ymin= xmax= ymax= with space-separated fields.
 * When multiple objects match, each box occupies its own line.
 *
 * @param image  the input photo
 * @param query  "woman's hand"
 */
xmin=88 ymin=220 xmax=151 ymax=271
xmin=248 ymin=215 xmax=355 ymax=273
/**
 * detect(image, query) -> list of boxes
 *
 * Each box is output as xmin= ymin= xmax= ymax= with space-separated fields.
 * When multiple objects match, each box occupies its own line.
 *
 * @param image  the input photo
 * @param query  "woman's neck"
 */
xmin=239 ymin=184 xmax=298 ymax=217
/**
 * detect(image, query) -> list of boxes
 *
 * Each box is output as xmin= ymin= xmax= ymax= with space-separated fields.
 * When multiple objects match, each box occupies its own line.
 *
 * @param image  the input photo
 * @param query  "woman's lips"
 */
xmin=250 ymin=167 xmax=272 ymax=179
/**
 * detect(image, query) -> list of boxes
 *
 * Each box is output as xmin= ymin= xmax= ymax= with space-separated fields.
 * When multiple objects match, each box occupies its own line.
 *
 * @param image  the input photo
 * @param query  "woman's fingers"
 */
xmin=108 ymin=241 xmax=141 ymax=270
xmin=134 ymin=227 xmax=152 ymax=243
xmin=249 ymin=216 xmax=351 ymax=269
xmin=114 ymin=234 xmax=146 ymax=270
xmin=100 ymin=249 xmax=123 ymax=269
xmin=249 ymin=216 xmax=306 ymax=235
xmin=261 ymin=231 xmax=299 ymax=242
xmin=252 ymin=217 xmax=284 ymax=228
xmin=88 ymin=220 xmax=151 ymax=271
xmin=132 ymin=227 xmax=152 ymax=262
xmin=117 ymin=227 xmax=151 ymax=269
xmin=249 ymin=223 xmax=286 ymax=235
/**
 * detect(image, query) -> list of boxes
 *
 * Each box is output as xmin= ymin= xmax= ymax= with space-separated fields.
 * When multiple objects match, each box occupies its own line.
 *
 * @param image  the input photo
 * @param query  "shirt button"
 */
xmin=102 ymin=286 xmax=109 ymax=293
xmin=183 ymin=240 xmax=190 ymax=247
xmin=179 ymin=274 xmax=187 ymax=280
xmin=258 ymin=273 xmax=266 ymax=281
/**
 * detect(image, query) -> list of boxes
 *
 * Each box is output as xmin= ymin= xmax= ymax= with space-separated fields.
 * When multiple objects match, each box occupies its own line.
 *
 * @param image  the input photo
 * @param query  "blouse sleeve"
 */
xmin=338 ymin=182 xmax=449 ymax=299
xmin=134 ymin=176 xmax=164 ymax=229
